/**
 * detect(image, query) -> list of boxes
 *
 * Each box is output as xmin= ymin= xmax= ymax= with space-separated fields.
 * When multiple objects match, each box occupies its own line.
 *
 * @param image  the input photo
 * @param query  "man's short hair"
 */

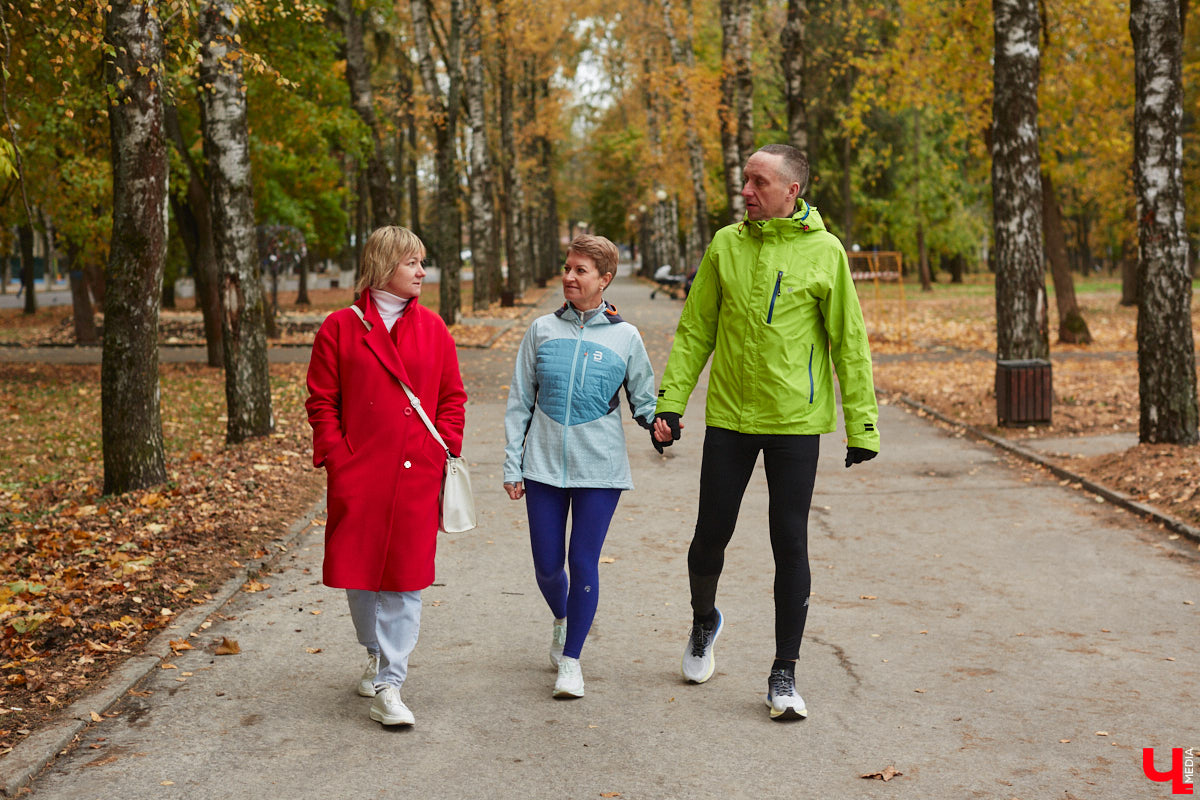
xmin=567 ymin=234 xmax=619 ymax=278
xmin=757 ymin=144 xmax=810 ymax=195
xmin=356 ymin=226 xmax=426 ymax=293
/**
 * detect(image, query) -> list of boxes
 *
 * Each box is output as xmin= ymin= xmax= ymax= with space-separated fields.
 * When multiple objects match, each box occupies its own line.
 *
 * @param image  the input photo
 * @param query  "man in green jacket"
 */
xmin=652 ymin=143 xmax=880 ymax=721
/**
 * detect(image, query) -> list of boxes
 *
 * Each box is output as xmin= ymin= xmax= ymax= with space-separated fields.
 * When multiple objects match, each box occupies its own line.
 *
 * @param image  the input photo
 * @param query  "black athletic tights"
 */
xmin=687 ymin=426 xmax=820 ymax=661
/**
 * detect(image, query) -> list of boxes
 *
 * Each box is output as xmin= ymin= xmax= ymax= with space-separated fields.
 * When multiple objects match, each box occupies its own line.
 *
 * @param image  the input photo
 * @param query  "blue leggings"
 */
xmin=524 ymin=479 xmax=622 ymax=659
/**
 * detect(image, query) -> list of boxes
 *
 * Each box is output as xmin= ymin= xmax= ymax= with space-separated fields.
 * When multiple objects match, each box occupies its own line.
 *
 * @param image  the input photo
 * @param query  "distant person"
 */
xmin=503 ymin=234 xmax=657 ymax=699
xmin=651 ymin=144 xmax=880 ymax=720
xmin=306 ymin=226 xmax=467 ymax=727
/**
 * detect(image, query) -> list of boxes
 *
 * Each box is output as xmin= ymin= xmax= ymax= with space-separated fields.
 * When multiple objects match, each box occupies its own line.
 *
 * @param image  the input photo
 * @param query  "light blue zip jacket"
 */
xmin=504 ymin=301 xmax=657 ymax=490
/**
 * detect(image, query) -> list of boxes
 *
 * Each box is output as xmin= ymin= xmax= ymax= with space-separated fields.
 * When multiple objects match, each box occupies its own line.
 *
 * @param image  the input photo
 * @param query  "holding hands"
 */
xmin=651 ymin=412 xmax=683 ymax=454
xmin=504 ymin=482 xmax=525 ymax=500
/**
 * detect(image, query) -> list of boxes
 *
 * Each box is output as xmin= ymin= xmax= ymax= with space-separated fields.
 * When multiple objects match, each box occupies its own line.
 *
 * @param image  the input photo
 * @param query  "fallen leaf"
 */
xmin=242 ymin=579 xmax=270 ymax=593
xmin=306 ymin=647 xmax=322 ymax=654
xmin=860 ymin=595 xmax=877 ymax=600
xmin=168 ymin=639 xmax=193 ymax=654
xmin=599 ymin=557 xmax=616 ymax=564
xmin=1060 ymin=739 xmax=1071 ymax=743
xmin=601 ymin=794 xmax=622 ymax=798
xmin=1095 ymin=731 xmax=1109 ymax=736
xmin=89 ymin=711 xmax=102 ymax=722
xmin=160 ymin=663 xmax=178 ymax=670
xmin=861 ymin=766 xmax=903 ymax=781
xmin=310 ymin=609 xmax=322 ymax=615
xmin=214 ymin=637 xmax=241 ymax=656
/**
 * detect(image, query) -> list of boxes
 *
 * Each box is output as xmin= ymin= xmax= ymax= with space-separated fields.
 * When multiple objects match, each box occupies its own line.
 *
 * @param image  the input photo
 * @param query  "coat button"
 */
xmin=404 ymin=407 xmax=413 ymax=416
xmin=403 ymin=461 xmax=412 ymax=469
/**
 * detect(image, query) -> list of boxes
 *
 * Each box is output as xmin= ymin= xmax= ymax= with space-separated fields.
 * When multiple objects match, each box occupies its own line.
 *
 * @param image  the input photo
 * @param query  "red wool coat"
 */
xmin=306 ymin=289 xmax=467 ymax=592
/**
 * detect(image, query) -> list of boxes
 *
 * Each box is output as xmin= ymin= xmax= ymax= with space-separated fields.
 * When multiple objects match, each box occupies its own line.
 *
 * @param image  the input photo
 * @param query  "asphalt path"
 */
xmin=7 ymin=270 xmax=1199 ymax=799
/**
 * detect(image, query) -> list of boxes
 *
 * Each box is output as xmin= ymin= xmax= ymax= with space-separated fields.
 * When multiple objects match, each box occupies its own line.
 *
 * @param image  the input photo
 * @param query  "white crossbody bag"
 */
xmin=350 ymin=305 xmax=477 ymax=533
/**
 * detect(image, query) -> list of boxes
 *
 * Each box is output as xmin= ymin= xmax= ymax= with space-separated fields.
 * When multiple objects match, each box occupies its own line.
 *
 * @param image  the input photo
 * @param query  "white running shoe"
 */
xmin=681 ymin=609 xmax=722 ymax=684
xmin=369 ymin=685 xmax=415 ymax=726
xmin=550 ymin=618 xmax=567 ymax=668
xmin=765 ymin=668 xmax=808 ymax=720
xmin=357 ymin=652 xmax=380 ymax=698
xmin=553 ymin=656 xmax=585 ymax=698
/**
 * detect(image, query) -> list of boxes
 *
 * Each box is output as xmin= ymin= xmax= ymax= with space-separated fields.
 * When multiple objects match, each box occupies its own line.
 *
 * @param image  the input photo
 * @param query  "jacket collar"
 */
xmin=554 ymin=299 xmax=624 ymax=325
xmin=355 ymin=288 xmax=414 ymax=388
xmin=739 ymin=199 xmax=824 ymax=239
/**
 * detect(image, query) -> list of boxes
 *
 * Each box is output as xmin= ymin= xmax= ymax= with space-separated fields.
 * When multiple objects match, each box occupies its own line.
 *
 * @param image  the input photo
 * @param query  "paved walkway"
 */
xmin=4 ymin=271 xmax=1198 ymax=799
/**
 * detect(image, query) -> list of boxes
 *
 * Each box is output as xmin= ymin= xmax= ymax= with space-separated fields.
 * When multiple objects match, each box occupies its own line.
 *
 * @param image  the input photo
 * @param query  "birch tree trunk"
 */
xmin=101 ymin=0 xmax=168 ymax=494
xmin=661 ymin=0 xmax=710 ymax=253
xmin=734 ymin=0 xmax=753 ymax=169
xmin=1041 ymin=172 xmax=1092 ymax=344
xmin=200 ymin=0 xmax=275 ymax=444
xmin=1131 ymin=0 xmax=1198 ymax=443
xmin=718 ymin=0 xmax=744 ymax=222
xmin=991 ymin=0 xmax=1049 ymax=361
xmin=782 ymin=0 xmax=808 ymax=156
xmin=412 ymin=0 xmax=464 ymax=325
xmin=338 ymin=0 xmax=395 ymax=229
xmin=496 ymin=0 xmax=528 ymax=295
xmin=463 ymin=0 xmax=499 ymax=312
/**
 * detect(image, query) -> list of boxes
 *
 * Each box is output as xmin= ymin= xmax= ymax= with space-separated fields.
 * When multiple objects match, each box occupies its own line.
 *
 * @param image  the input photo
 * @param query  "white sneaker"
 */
xmin=553 ymin=656 xmax=585 ymax=698
xmin=681 ymin=609 xmax=722 ymax=684
xmin=357 ymin=652 xmax=380 ymax=698
xmin=369 ymin=685 xmax=415 ymax=726
xmin=550 ymin=618 xmax=567 ymax=668
xmin=765 ymin=668 xmax=808 ymax=720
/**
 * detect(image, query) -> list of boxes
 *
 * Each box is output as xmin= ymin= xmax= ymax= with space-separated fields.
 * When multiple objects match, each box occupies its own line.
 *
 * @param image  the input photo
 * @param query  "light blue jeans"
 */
xmin=346 ymin=589 xmax=422 ymax=690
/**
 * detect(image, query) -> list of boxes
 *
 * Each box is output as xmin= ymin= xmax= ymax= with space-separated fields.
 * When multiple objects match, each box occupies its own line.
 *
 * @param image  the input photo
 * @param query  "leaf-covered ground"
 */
xmin=0 ymin=276 xmax=1197 ymax=758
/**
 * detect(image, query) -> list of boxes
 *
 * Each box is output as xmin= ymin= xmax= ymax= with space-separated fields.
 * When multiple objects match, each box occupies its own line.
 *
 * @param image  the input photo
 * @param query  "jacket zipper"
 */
xmin=807 ymin=344 xmax=815 ymax=403
xmin=561 ymin=321 xmax=585 ymax=484
xmin=766 ymin=271 xmax=782 ymax=324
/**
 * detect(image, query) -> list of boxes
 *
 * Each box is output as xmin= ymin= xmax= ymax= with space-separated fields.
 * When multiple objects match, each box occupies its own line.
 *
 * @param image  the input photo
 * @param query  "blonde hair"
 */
xmin=356 ymin=226 xmax=426 ymax=293
xmin=567 ymin=234 xmax=619 ymax=278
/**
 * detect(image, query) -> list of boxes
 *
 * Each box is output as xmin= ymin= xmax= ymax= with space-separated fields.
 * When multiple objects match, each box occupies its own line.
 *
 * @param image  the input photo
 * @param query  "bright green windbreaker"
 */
xmin=656 ymin=200 xmax=880 ymax=451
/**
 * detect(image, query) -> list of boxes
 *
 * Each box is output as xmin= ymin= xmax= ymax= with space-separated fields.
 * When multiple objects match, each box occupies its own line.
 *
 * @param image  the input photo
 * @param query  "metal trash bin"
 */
xmin=995 ymin=359 xmax=1052 ymax=426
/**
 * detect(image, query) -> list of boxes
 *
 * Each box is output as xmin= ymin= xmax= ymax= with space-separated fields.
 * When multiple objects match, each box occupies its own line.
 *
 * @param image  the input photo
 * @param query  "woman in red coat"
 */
xmin=306 ymin=226 xmax=467 ymax=727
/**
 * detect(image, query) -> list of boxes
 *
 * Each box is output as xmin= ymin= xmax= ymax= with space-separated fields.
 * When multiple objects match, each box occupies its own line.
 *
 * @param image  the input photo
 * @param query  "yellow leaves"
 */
xmin=861 ymin=766 xmax=903 ymax=781
xmin=214 ymin=637 xmax=240 ymax=656
xmin=242 ymin=579 xmax=270 ymax=593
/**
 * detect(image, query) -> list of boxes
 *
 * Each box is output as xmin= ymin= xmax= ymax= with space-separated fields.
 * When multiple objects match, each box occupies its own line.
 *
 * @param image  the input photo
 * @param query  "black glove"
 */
xmin=845 ymin=447 xmax=877 ymax=468
xmin=651 ymin=412 xmax=682 ymax=454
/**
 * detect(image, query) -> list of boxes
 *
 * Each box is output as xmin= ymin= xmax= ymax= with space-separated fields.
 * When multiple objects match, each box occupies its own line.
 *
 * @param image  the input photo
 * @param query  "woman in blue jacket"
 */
xmin=503 ymin=234 xmax=657 ymax=699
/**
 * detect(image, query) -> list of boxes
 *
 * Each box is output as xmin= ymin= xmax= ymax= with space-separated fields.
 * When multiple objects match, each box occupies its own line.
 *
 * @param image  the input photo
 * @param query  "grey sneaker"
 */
xmin=369 ymin=685 xmax=415 ymax=726
xmin=357 ymin=652 xmax=380 ymax=698
xmin=553 ymin=656 xmax=585 ymax=698
xmin=765 ymin=668 xmax=808 ymax=720
xmin=550 ymin=618 xmax=567 ymax=668
xmin=681 ymin=609 xmax=722 ymax=683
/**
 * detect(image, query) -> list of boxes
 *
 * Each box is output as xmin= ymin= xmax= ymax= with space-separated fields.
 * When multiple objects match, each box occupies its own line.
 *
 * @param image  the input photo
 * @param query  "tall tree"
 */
xmin=992 ymin=0 xmax=1048 ymax=361
xmin=781 ymin=0 xmax=808 ymax=156
xmin=412 ymin=0 xmax=464 ymax=325
xmin=165 ymin=104 xmax=223 ymax=367
xmin=101 ymin=0 xmax=168 ymax=494
xmin=1131 ymin=0 xmax=1198 ymax=444
xmin=463 ymin=0 xmax=499 ymax=311
xmin=1041 ymin=172 xmax=1091 ymax=344
xmin=660 ymin=0 xmax=710 ymax=251
xmin=337 ymin=0 xmax=396 ymax=229
xmin=200 ymin=0 xmax=275 ymax=444
xmin=495 ymin=0 xmax=528 ymax=296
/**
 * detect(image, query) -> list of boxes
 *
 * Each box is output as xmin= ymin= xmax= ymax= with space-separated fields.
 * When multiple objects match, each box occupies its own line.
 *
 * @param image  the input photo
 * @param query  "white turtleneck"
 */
xmin=373 ymin=289 xmax=410 ymax=332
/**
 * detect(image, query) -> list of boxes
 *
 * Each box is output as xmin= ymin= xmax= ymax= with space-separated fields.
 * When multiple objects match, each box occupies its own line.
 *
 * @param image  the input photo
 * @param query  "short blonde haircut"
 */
xmin=567 ymin=234 xmax=619 ymax=278
xmin=356 ymin=226 xmax=426 ymax=293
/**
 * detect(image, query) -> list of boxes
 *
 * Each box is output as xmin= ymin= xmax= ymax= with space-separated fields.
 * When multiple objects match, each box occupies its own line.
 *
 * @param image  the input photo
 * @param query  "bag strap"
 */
xmin=349 ymin=303 xmax=452 ymax=458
